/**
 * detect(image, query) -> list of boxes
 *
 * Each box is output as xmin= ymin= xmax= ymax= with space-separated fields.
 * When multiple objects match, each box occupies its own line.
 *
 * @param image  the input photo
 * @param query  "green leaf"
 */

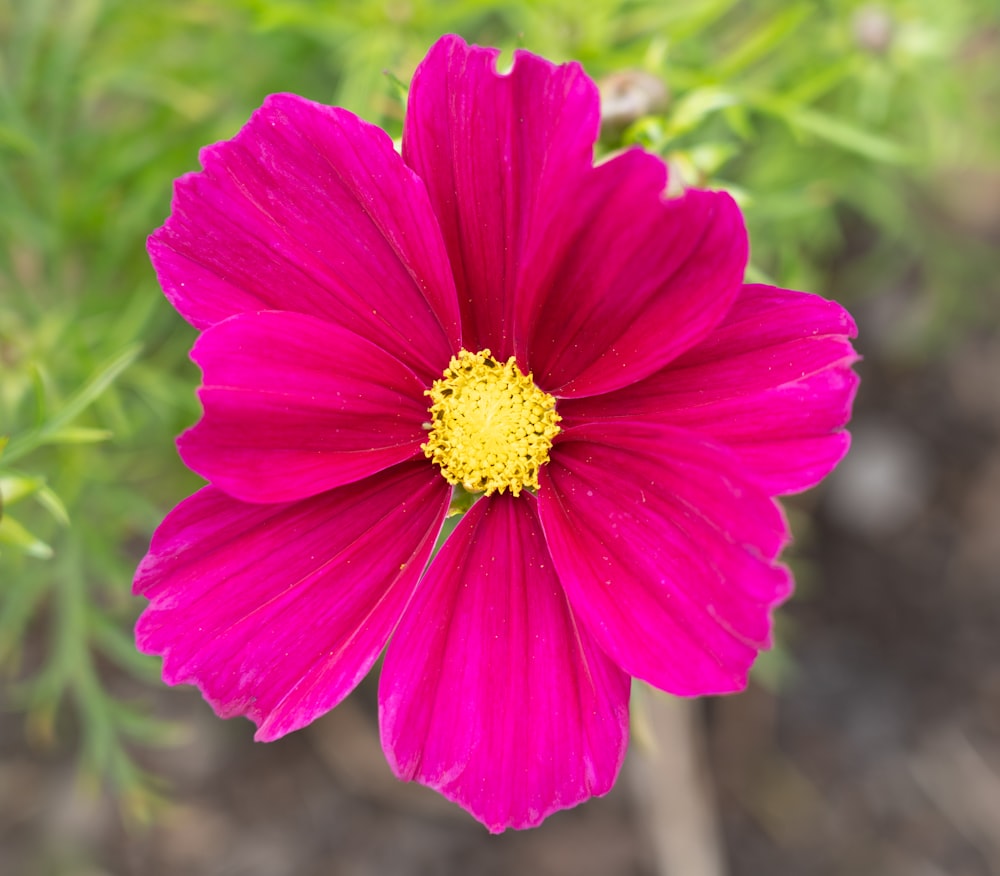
xmin=37 ymin=426 xmax=114 ymax=446
xmin=688 ymin=141 xmax=740 ymax=177
xmin=784 ymin=105 xmax=912 ymax=164
xmin=716 ymin=5 xmax=813 ymax=78
xmin=749 ymin=93 xmax=912 ymax=164
xmin=0 ymin=514 xmax=53 ymax=559
xmin=659 ymin=0 xmax=742 ymax=42
xmin=2 ymin=343 xmax=141 ymax=465
xmin=785 ymin=56 xmax=859 ymax=106
xmin=722 ymin=103 xmax=754 ymax=140
xmin=34 ymin=485 xmax=70 ymax=526
xmin=0 ymin=474 xmax=45 ymax=507
xmin=665 ymin=87 xmax=741 ymax=138
xmin=0 ymin=476 xmax=69 ymax=525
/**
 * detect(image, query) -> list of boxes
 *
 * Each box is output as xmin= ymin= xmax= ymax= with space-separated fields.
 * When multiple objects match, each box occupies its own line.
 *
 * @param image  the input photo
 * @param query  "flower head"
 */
xmin=135 ymin=35 xmax=858 ymax=832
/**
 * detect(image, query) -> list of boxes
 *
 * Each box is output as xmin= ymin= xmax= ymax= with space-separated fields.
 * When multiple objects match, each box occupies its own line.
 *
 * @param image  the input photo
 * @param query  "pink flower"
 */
xmin=135 ymin=35 xmax=858 ymax=832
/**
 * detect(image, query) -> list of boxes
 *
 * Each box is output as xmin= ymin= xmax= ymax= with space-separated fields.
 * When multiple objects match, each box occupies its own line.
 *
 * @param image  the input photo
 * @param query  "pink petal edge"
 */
xmin=379 ymin=493 xmax=631 ymax=833
xmin=177 ymin=310 xmax=431 ymax=503
xmin=150 ymin=93 xmax=460 ymax=383
xmin=403 ymin=34 xmax=600 ymax=362
xmin=134 ymin=461 xmax=450 ymax=741
xmin=560 ymin=284 xmax=860 ymax=494
xmin=527 ymin=166 xmax=749 ymax=398
xmin=540 ymin=420 xmax=792 ymax=696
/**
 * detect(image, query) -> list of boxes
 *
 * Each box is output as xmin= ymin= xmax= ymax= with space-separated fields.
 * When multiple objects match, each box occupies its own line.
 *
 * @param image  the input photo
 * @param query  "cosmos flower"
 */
xmin=135 ymin=34 xmax=858 ymax=832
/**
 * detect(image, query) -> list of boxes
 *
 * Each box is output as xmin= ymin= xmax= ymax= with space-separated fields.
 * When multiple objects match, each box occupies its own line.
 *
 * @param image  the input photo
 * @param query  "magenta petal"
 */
xmin=539 ymin=421 xmax=791 ymax=696
xmin=560 ymin=284 xmax=860 ymax=493
xmin=134 ymin=462 xmax=450 ymax=741
xmin=379 ymin=494 xmax=631 ymax=833
xmin=149 ymin=93 xmax=460 ymax=382
xmin=177 ymin=310 xmax=430 ymax=503
xmin=526 ymin=168 xmax=748 ymax=397
xmin=403 ymin=35 xmax=600 ymax=360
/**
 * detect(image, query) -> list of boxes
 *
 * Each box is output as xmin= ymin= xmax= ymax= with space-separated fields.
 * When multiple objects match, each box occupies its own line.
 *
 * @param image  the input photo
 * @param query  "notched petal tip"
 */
xmin=405 ymin=33 xmax=600 ymax=361
xmin=423 ymin=32 xmax=590 ymax=85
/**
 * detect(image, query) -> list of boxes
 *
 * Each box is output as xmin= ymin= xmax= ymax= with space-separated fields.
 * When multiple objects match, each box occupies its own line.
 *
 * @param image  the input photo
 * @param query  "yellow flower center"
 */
xmin=422 ymin=349 xmax=561 ymax=497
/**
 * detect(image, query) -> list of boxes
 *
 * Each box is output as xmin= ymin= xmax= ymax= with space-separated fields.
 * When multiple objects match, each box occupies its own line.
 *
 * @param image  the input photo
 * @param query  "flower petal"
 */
xmin=379 ymin=493 xmax=631 ymax=833
xmin=403 ymin=36 xmax=745 ymax=393
xmin=403 ymin=35 xmax=600 ymax=361
xmin=539 ymin=421 xmax=791 ymax=696
xmin=134 ymin=461 xmax=450 ymax=742
xmin=560 ymin=284 xmax=860 ymax=493
xmin=178 ymin=310 xmax=430 ymax=503
xmin=149 ymin=93 xmax=460 ymax=382
xmin=525 ymin=163 xmax=748 ymax=397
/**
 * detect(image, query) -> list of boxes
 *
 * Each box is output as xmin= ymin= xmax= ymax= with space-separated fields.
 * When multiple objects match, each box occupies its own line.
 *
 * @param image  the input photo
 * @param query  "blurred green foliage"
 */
xmin=1 ymin=0 xmax=997 ymax=818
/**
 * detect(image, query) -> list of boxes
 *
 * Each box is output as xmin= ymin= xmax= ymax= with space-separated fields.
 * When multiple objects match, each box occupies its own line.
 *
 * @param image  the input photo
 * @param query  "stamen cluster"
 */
xmin=422 ymin=349 xmax=561 ymax=496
